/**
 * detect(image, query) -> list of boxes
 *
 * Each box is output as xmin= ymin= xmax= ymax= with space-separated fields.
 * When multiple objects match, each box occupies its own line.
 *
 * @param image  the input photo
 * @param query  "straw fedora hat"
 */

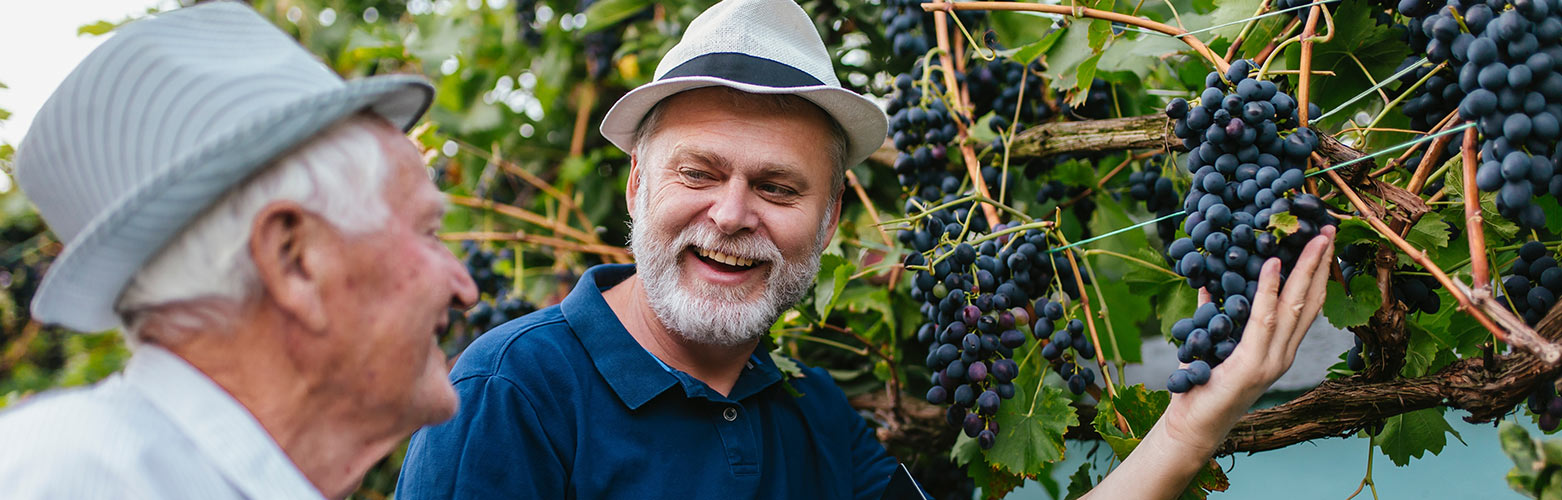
xmin=598 ymin=0 xmax=888 ymax=167
xmin=14 ymin=1 xmax=434 ymax=332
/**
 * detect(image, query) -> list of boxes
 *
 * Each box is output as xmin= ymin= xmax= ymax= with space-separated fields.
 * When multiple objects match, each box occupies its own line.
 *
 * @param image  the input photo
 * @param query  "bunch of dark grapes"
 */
xmin=1497 ymin=241 xmax=1562 ymax=326
xmin=1345 ymin=335 xmax=1368 ymax=371
xmin=457 ymin=242 xmax=538 ymax=337
xmin=888 ymin=62 xmax=961 ymax=194
xmin=966 ymin=56 xmax=1052 ymax=135
xmin=882 ymin=0 xmax=934 ymax=59
xmin=1160 ymin=59 xmax=1339 ymax=393
xmin=1436 ymin=0 xmax=1562 ymax=230
xmin=1034 ymin=307 xmax=1098 ymax=395
xmin=914 ymin=218 xmax=1083 ymax=449
xmin=1527 ymin=381 xmax=1562 ymax=431
xmin=1128 ymin=157 xmax=1184 ymax=242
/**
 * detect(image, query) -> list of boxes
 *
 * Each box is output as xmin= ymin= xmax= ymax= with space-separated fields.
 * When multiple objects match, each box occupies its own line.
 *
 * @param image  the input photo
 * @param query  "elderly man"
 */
xmin=0 ymin=3 xmax=475 ymax=499
xmin=397 ymin=0 xmax=1336 ymax=498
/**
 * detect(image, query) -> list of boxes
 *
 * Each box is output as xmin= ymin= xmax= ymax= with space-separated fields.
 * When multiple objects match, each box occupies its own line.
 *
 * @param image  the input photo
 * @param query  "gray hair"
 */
xmin=115 ymin=114 xmax=397 ymax=346
xmin=630 ymin=86 xmax=850 ymax=204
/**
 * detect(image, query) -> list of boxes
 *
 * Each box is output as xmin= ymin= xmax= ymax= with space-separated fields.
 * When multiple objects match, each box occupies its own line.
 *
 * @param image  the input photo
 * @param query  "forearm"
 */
xmin=1081 ymin=395 xmax=1243 ymax=500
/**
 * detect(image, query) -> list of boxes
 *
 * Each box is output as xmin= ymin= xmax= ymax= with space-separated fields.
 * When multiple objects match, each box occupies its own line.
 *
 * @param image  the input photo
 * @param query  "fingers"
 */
xmin=1288 ymin=227 xmax=1337 ymax=355
xmin=1267 ymin=228 xmax=1337 ymax=362
xmin=1199 ymin=288 xmax=1212 ymax=306
xmin=1242 ymin=257 xmax=1284 ymax=356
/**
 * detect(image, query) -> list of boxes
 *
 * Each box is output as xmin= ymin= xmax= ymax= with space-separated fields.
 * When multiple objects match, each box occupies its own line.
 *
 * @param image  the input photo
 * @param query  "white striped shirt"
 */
xmin=0 ymin=344 xmax=323 ymax=499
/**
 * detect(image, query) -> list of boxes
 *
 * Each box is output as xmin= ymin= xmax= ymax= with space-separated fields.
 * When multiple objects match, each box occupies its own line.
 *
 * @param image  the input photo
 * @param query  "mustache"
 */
xmin=673 ymin=224 xmax=784 ymax=264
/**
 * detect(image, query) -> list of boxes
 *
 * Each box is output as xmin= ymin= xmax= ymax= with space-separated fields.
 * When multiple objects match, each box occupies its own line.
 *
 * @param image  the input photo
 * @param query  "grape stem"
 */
xmin=820 ymin=322 xmax=904 ymax=422
xmin=1344 ymin=438 xmax=1380 ymax=500
xmin=568 ymin=83 xmax=595 ymax=157
xmin=451 ymin=139 xmax=603 ymax=245
xmin=931 ymin=10 xmax=1002 ymax=230
xmin=446 ymin=196 xmax=605 ymax=247
xmin=1462 ymin=126 xmax=1492 ymax=294
xmin=1296 ymin=2 xmax=1324 ymax=127
xmin=846 ymin=169 xmax=903 ymax=289
xmin=1083 ymin=249 xmax=1182 ymax=280
xmin=920 ymin=1 xmax=1231 ymax=73
xmin=1053 ymin=230 xmax=1130 ymax=433
xmin=1222 ymin=0 xmax=1272 ymax=62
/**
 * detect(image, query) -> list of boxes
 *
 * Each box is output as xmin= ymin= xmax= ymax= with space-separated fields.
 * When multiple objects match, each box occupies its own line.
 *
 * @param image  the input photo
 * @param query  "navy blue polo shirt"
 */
xmin=397 ymin=264 xmax=898 ymax=499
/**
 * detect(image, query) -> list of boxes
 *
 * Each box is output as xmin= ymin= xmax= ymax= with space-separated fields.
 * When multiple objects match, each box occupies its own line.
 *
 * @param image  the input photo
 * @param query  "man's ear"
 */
xmin=625 ymin=155 xmax=641 ymax=220
xmin=824 ymin=183 xmax=845 ymax=239
xmin=249 ymin=201 xmax=335 ymax=333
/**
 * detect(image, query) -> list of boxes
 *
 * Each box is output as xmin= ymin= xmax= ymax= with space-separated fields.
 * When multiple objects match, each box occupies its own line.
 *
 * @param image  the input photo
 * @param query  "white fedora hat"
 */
xmin=599 ymin=0 xmax=888 ymax=167
xmin=14 ymin=1 xmax=434 ymax=332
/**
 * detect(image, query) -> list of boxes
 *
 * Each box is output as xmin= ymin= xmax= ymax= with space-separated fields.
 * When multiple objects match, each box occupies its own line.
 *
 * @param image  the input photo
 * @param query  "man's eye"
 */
xmin=759 ymin=184 xmax=798 ymax=196
xmin=682 ymin=169 xmax=714 ymax=181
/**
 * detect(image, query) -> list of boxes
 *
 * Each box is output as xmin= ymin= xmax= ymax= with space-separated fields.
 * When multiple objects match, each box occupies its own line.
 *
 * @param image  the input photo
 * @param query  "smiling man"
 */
xmin=396 ymin=0 xmax=1338 ymax=498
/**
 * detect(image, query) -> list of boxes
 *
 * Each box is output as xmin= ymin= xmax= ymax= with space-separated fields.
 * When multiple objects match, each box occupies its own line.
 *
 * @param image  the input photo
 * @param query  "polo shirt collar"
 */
xmin=564 ymin=264 xmax=680 ymax=410
xmin=124 ymin=344 xmax=323 ymax=499
xmin=565 ymin=264 xmax=787 ymax=408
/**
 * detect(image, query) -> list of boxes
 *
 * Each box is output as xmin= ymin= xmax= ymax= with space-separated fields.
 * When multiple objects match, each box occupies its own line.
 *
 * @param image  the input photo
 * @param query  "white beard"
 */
xmin=627 ymin=190 xmax=829 ymax=347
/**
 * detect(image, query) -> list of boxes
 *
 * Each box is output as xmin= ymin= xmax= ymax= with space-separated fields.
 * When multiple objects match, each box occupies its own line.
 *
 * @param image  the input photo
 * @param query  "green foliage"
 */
xmin=1323 ymin=274 xmax=1381 ymax=328
xmin=1373 ymin=407 xmax=1465 ymax=467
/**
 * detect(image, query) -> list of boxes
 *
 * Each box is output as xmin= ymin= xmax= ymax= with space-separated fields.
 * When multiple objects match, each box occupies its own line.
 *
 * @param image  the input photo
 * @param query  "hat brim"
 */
xmin=599 ymin=76 xmax=887 ymax=167
xmin=32 ymin=74 xmax=434 ymax=332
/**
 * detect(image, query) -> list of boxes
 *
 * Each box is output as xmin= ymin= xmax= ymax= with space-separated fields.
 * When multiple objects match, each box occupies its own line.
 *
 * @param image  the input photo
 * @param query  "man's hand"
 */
xmin=1084 ymin=225 xmax=1336 ymax=500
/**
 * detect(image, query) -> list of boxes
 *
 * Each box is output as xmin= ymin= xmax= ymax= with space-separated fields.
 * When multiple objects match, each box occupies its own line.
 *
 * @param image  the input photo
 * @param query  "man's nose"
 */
xmin=447 ymin=251 xmax=479 ymax=310
xmin=708 ymin=180 xmax=759 ymax=235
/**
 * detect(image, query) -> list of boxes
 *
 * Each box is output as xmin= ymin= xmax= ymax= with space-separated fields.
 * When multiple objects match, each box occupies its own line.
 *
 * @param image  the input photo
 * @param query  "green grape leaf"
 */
xmin=1538 ymin=196 xmax=1562 ymax=236
xmin=1269 ymin=212 xmax=1301 ymax=237
xmin=1070 ymin=53 xmax=1104 ymax=107
xmin=1091 ymin=385 xmax=1228 ymax=499
xmin=1406 ymin=211 xmax=1452 ymax=250
xmin=984 ymin=381 xmax=1078 ymax=476
xmin=1088 ymin=196 xmax=1153 ymax=267
xmin=1323 ymin=274 xmax=1381 ymax=328
xmin=1012 ymin=24 xmax=1067 ymax=66
xmin=1065 ymin=461 xmax=1095 ymax=500
xmin=1092 ymin=279 xmax=1149 ymax=363
xmin=580 ymin=0 xmax=651 ymax=34
xmin=1334 ymin=217 xmax=1379 ymax=247
xmin=1373 ymin=406 xmax=1464 ymax=467
xmin=812 ymin=254 xmax=854 ymax=321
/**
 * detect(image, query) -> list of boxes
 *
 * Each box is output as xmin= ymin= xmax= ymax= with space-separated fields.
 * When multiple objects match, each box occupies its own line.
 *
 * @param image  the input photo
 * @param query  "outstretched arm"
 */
xmin=1084 ymin=225 xmax=1336 ymax=500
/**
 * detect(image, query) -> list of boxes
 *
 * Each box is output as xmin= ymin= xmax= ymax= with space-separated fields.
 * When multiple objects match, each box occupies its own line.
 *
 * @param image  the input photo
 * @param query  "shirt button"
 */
xmin=723 ymin=406 xmax=739 ymax=422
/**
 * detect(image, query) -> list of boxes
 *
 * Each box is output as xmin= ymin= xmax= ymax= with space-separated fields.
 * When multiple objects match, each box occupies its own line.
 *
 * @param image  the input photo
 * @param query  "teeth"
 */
xmin=697 ymin=247 xmax=755 ymax=267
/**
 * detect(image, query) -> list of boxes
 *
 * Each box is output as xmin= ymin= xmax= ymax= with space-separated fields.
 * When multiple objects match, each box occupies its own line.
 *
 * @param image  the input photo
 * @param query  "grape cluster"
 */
xmin=1128 ymin=158 xmax=1184 ymax=242
xmin=1528 ymin=381 xmax=1562 ymax=431
xmin=882 ymin=0 xmax=934 ymax=59
xmin=1419 ymin=0 xmax=1562 ymax=230
xmin=889 ymin=62 xmax=960 ymax=194
xmin=967 ymin=56 xmax=1052 ymax=134
xmin=913 ymin=219 xmax=1084 ymax=449
xmin=1034 ymin=309 xmax=1098 ymax=395
xmin=1160 ymin=59 xmax=1338 ymax=393
xmin=457 ymin=242 xmax=538 ymax=337
xmin=1497 ymin=241 xmax=1562 ymax=325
